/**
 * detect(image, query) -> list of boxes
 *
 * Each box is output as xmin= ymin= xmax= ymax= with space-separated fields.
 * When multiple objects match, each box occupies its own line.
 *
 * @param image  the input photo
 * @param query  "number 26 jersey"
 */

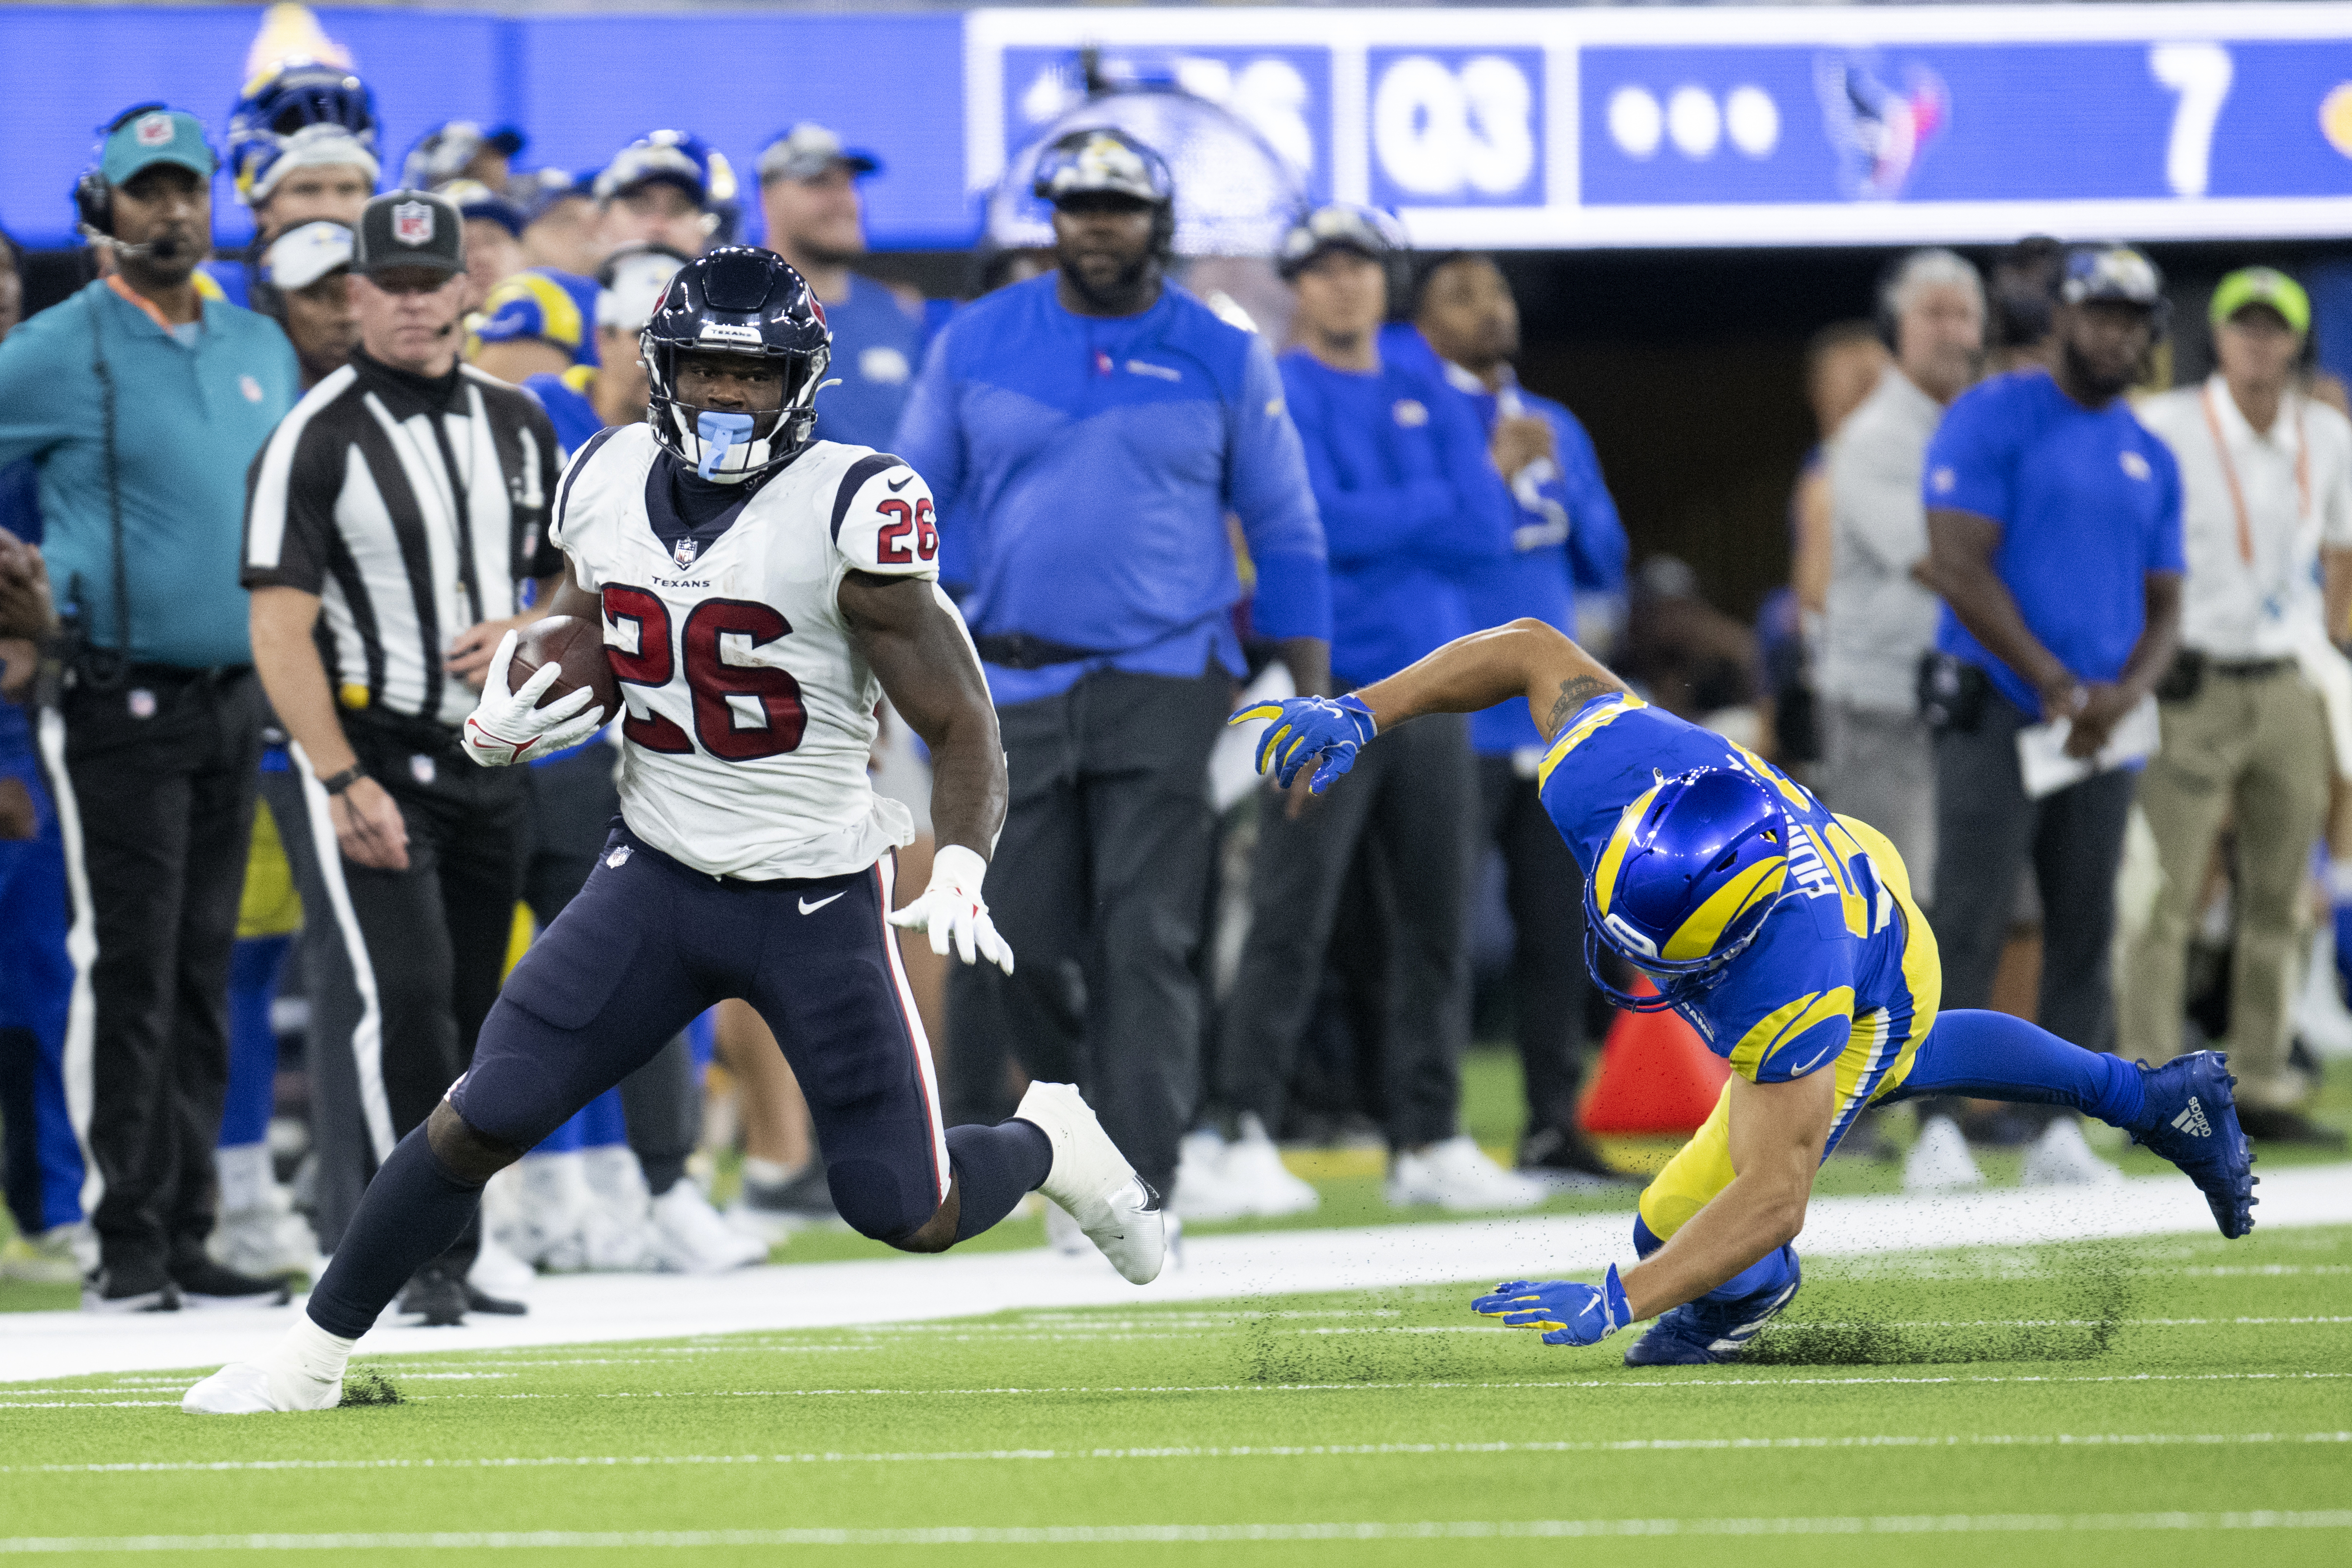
xmin=550 ymin=423 xmax=950 ymax=880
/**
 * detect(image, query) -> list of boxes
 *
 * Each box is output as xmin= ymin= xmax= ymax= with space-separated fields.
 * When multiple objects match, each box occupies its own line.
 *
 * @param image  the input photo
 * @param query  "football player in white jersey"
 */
xmin=185 ymin=249 xmax=1163 ymax=1415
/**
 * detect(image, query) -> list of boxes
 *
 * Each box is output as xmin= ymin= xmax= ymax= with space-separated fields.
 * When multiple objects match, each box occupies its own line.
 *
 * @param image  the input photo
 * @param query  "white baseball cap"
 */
xmin=259 ymin=219 xmax=355 ymax=291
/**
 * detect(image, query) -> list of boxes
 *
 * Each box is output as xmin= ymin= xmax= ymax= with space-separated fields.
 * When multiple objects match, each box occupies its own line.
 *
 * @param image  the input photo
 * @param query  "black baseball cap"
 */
xmin=352 ymin=189 xmax=465 ymax=278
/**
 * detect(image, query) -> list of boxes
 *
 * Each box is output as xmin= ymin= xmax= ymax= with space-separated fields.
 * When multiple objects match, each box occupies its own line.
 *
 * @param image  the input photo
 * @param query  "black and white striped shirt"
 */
xmin=243 ymin=352 xmax=563 ymax=727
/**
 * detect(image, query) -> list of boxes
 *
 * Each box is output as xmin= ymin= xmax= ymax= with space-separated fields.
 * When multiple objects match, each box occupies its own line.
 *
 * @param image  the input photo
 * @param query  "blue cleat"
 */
xmin=2130 ymin=1051 xmax=2256 ymax=1239
xmin=1622 ymin=1245 xmax=1801 ymax=1366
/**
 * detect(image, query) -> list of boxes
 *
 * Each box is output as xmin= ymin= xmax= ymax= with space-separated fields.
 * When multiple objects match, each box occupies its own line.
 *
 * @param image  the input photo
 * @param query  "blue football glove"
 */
xmin=1473 ymin=1264 xmax=1634 ymax=1346
xmin=1228 ymin=694 xmax=1377 ymax=792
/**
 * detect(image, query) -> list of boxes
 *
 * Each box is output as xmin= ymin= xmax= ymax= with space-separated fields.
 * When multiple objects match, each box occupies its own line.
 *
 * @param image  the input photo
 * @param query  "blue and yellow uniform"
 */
xmin=471 ymin=268 xmax=600 ymax=367
xmin=1537 ymin=691 xmax=1940 ymax=1243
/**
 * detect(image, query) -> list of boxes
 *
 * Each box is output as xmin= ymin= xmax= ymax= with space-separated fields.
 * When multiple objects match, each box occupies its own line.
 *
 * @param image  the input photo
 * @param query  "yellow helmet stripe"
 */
xmin=1589 ymin=782 xmax=1662 ymax=919
xmin=1660 ymin=854 xmax=1787 ymax=963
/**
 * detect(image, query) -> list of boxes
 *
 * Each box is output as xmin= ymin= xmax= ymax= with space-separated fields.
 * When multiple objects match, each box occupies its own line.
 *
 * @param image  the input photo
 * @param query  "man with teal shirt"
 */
xmin=0 ymin=105 xmax=299 ymax=1312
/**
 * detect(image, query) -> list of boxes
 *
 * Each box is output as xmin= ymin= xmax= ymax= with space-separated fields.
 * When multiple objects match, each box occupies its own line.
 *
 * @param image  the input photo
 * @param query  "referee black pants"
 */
xmin=39 ymin=667 xmax=262 ymax=1281
xmin=269 ymin=712 xmax=526 ymax=1265
xmin=945 ymin=668 xmax=1232 ymax=1199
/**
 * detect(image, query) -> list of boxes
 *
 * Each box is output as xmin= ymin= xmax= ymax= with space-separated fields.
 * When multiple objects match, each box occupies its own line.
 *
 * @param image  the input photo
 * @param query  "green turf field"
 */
xmin=4 ymin=1223 xmax=2348 ymax=1564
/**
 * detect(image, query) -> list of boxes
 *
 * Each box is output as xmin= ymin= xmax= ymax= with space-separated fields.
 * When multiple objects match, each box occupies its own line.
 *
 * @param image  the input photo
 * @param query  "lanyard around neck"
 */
xmin=2201 ymin=380 xmax=2310 ymax=567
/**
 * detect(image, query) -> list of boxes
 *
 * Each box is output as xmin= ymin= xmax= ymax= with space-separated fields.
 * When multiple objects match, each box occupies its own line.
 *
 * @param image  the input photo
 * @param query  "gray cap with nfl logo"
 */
xmin=352 ymin=189 xmax=465 ymax=277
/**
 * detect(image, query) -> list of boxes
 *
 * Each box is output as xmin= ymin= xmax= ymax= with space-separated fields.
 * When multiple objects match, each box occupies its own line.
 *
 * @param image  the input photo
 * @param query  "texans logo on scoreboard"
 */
xmin=674 ymin=537 xmax=700 ymax=568
xmin=392 ymin=201 xmax=435 ymax=246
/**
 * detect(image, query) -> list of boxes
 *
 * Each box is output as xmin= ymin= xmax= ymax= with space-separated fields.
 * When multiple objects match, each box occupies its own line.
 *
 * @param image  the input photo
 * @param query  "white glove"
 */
xmin=887 ymin=843 xmax=1014 ymax=974
xmin=460 ymin=630 xmax=606 ymax=768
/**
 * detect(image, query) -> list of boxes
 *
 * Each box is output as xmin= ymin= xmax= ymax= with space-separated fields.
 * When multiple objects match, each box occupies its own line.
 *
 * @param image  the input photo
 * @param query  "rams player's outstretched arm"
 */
xmin=1234 ymin=619 xmax=1629 ymax=794
xmin=1353 ymin=618 xmax=1629 ymax=743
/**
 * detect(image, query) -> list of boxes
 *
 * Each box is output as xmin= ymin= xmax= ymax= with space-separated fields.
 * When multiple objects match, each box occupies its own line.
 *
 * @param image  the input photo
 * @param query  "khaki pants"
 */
xmin=2119 ymin=666 xmax=2330 ymax=1108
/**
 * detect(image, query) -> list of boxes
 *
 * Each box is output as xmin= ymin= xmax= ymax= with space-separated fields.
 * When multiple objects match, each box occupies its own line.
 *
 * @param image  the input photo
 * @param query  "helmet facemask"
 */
xmin=643 ymin=338 xmax=828 ymax=483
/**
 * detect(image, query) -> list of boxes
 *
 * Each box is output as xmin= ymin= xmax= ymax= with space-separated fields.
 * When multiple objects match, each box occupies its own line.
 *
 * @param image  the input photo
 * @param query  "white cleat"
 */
xmin=1220 ymin=1114 xmax=1321 ymax=1218
xmin=1903 ymin=1114 xmax=1986 ymax=1192
xmin=1387 ymin=1136 xmax=1546 ymax=1212
xmin=2021 ymin=1116 xmax=2123 ymax=1186
xmin=1016 ymin=1081 xmax=1165 ymax=1285
xmin=1170 ymin=1129 xmax=1251 ymax=1223
xmin=181 ymin=1320 xmax=352 ymax=1415
xmin=208 ymin=1191 xmax=321 ymax=1280
xmin=648 ymin=1180 xmax=769 ymax=1273
xmin=466 ymin=1233 xmax=538 ymax=1300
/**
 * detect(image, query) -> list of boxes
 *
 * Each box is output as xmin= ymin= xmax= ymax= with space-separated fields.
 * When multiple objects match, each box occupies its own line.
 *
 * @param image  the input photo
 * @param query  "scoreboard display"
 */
xmin=1 ymin=3 xmax=2348 ymax=251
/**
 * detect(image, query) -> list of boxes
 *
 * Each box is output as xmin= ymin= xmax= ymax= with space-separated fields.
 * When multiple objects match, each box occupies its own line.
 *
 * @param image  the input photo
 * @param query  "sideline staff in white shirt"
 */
xmin=2124 ymin=268 xmax=2352 ymax=1144
xmin=1818 ymin=249 xmax=1986 ymax=905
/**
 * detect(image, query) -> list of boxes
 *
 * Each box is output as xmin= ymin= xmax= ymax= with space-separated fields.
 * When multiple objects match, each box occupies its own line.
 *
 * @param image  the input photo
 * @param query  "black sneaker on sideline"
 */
xmin=729 ymin=1162 xmax=843 ymax=1241
xmin=1517 ymin=1124 xmax=1639 ymax=1189
xmin=81 ymin=1263 xmax=180 ymax=1314
xmin=171 ymin=1255 xmax=293 ymax=1309
xmin=398 ymin=1266 xmax=469 ymax=1326
xmin=463 ymin=1283 xmax=528 ymax=1316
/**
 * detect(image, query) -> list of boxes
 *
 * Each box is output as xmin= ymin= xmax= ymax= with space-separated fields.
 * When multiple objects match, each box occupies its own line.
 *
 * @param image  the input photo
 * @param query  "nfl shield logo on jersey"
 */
xmin=674 ymin=537 xmax=700 ymax=568
xmin=392 ymin=202 xmax=435 ymax=246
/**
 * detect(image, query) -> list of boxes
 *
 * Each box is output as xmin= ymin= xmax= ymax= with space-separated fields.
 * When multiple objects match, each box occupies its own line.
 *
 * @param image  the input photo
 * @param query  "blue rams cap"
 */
xmin=402 ymin=120 xmax=525 ymax=191
xmin=435 ymin=178 xmax=526 ymax=237
xmin=595 ymin=130 xmax=737 ymax=209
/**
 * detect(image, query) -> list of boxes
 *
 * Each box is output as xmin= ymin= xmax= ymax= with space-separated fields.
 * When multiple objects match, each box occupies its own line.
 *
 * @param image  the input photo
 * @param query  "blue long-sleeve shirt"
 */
xmin=1278 ymin=345 xmax=1512 ymax=689
xmin=0 ymin=281 xmax=298 ymax=668
xmin=892 ymin=274 xmax=1329 ymax=706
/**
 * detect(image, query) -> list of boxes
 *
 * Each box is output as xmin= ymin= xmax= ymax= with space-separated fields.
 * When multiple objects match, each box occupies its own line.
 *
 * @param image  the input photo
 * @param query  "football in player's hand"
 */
xmin=509 ymin=615 xmax=619 ymax=719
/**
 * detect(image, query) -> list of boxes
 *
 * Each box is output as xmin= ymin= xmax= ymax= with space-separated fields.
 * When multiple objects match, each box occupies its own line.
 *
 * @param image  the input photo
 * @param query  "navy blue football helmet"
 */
xmin=641 ymin=247 xmax=831 ymax=482
xmin=228 ymin=59 xmax=379 ymax=209
xmin=1583 ymin=766 xmax=1794 ymax=1013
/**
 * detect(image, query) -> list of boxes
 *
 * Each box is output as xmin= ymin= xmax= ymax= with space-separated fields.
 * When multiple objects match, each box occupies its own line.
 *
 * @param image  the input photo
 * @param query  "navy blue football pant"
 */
xmin=452 ymin=826 xmax=951 ymax=1241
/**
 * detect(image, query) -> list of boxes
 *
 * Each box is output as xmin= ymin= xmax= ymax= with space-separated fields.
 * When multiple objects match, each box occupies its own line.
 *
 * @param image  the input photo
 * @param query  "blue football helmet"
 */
xmin=1582 ymin=766 xmax=1793 ymax=1013
xmin=227 ymin=59 xmax=379 ymax=209
xmin=641 ymin=247 xmax=831 ymax=482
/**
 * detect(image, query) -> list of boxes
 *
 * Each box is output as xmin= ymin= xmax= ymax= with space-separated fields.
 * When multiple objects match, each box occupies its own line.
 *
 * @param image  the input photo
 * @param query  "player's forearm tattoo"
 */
xmin=1542 ymin=675 xmax=1613 ymax=740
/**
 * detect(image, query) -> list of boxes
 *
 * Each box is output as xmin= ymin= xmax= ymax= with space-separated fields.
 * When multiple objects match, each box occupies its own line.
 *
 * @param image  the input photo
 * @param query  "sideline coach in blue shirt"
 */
xmin=1921 ymin=244 xmax=2182 ymax=1179
xmin=1407 ymin=250 xmax=1630 ymax=1186
xmin=895 ymin=129 xmax=1331 ymax=1205
xmin=0 ymin=106 xmax=300 ymax=1308
xmin=1217 ymin=207 xmax=1538 ymax=1214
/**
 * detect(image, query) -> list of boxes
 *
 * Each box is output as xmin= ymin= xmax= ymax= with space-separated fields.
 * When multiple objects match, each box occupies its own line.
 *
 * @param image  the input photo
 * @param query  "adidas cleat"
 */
xmin=1016 ymin=1082 xmax=1165 ymax=1285
xmin=1623 ymin=1246 xmax=1801 ymax=1366
xmin=2131 ymin=1051 xmax=2256 ymax=1239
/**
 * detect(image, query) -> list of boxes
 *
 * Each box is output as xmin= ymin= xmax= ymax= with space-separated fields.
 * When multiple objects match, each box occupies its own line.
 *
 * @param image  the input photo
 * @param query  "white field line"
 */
xmin=4 ymin=1512 xmax=2351 ymax=1551
xmin=8 ymin=1431 xmax=2346 ymax=1478
xmin=7 ymin=1162 xmax=2347 ymax=1383
xmin=8 ymin=1369 xmax=2352 ymax=1411
xmin=7 ymin=1370 xmax=2349 ymax=1411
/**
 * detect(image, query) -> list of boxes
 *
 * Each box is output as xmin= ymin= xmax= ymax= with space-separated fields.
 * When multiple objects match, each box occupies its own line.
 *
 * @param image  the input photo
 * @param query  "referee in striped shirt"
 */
xmin=242 ymin=191 xmax=561 ymax=1323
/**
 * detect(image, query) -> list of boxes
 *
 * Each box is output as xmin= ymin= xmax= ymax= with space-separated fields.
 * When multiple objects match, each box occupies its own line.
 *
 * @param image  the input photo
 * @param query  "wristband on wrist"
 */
xmin=318 ymin=765 xmax=365 ymax=797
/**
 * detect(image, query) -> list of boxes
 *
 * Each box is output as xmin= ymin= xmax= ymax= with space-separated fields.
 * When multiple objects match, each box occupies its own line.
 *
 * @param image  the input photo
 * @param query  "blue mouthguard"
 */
xmin=694 ymin=411 xmax=756 ymax=479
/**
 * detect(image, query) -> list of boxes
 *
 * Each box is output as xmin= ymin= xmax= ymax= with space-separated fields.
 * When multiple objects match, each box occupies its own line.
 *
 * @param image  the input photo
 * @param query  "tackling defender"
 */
xmin=1241 ymin=620 xmax=2255 ymax=1362
xmin=185 ymin=249 xmax=1162 ymax=1414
